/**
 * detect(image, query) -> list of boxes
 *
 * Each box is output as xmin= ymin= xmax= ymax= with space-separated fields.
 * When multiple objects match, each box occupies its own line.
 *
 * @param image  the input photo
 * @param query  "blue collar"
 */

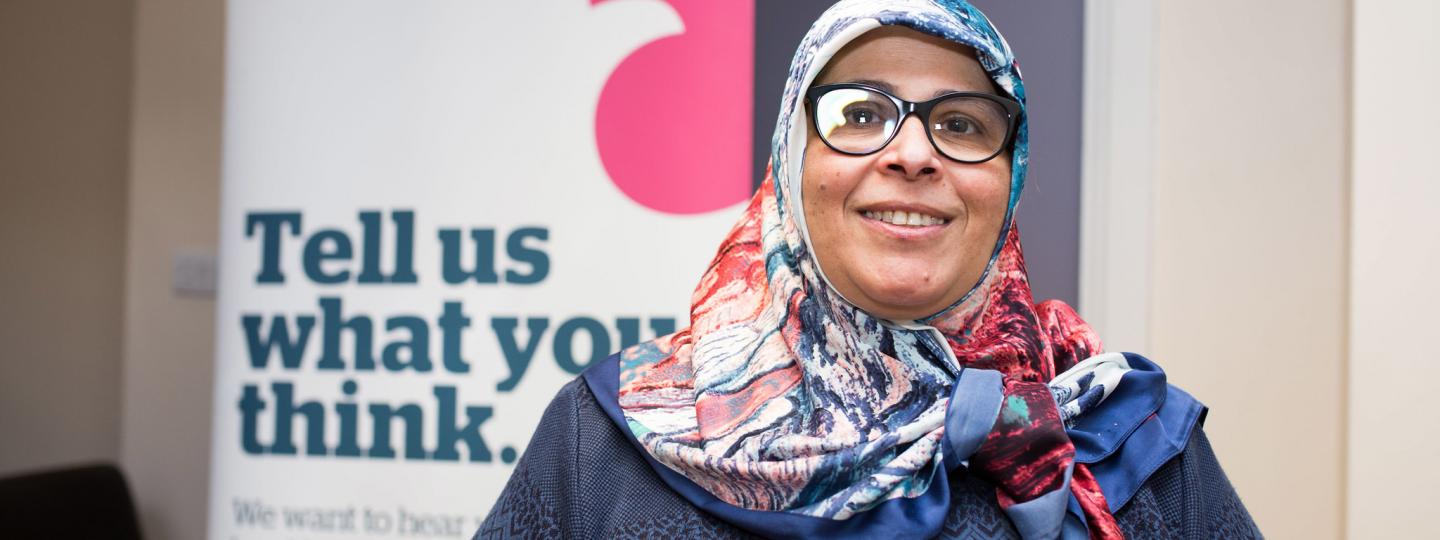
xmin=1063 ymin=353 xmax=1206 ymax=529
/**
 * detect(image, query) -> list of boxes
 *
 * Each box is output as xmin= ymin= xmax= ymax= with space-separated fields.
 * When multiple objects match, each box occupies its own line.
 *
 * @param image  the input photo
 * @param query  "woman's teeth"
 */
xmin=862 ymin=210 xmax=948 ymax=227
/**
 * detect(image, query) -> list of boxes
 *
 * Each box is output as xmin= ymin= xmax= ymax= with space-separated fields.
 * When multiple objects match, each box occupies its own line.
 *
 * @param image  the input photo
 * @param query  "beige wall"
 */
xmin=0 ymin=0 xmax=133 ymax=477
xmin=0 ymin=0 xmax=222 ymax=535
xmin=1151 ymin=0 xmax=1349 ymax=537
xmin=0 ymin=0 xmax=223 ymax=537
xmin=1348 ymin=0 xmax=1440 ymax=537
xmin=118 ymin=0 xmax=225 ymax=539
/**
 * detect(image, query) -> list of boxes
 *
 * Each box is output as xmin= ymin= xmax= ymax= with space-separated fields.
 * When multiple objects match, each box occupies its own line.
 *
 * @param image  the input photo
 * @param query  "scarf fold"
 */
xmin=614 ymin=1 xmax=1129 ymax=537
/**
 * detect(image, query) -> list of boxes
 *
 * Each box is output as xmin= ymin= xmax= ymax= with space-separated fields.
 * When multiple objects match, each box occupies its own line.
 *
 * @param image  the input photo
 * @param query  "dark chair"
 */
xmin=0 ymin=463 xmax=143 ymax=540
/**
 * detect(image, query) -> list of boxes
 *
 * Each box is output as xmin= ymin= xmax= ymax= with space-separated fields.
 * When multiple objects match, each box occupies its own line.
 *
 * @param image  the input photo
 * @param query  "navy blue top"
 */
xmin=476 ymin=353 xmax=1261 ymax=539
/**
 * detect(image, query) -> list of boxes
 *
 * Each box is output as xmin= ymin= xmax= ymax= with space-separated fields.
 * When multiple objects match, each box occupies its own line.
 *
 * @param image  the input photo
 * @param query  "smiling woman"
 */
xmin=477 ymin=1 xmax=1260 ymax=538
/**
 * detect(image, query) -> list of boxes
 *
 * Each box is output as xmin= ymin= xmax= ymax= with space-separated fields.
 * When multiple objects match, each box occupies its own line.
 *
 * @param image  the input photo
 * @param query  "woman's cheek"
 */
xmin=957 ymin=166 xmax=1011 ymax=220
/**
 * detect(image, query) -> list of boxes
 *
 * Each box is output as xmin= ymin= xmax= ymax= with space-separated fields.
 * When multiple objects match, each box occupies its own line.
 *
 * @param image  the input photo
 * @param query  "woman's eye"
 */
xmin=940 ymin=116 xmax=978 ymax=135
xmin=845 ymin=107 xmax=878 ymax=125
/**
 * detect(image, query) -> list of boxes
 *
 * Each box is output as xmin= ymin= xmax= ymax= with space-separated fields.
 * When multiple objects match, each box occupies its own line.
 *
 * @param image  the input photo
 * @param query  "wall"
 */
xmin=118 ymin=0 xmax=225 ymax=538
xmin=0 ymin=0 xmax=132 ymax=478
xmin=1348 ymin=0 xmax=1440 ymax=536
xmin=1150 ymin=0 xmax=1349 ymax=537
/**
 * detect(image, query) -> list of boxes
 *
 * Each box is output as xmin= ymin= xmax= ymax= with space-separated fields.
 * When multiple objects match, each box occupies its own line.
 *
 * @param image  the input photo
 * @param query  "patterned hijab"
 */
xmin=611 ymin=1 xmax=1128 ymax=537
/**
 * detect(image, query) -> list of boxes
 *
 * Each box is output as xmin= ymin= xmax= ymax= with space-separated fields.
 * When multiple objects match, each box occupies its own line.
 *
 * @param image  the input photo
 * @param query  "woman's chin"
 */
xmin=850 ymin=281 xmax=952 ymax=320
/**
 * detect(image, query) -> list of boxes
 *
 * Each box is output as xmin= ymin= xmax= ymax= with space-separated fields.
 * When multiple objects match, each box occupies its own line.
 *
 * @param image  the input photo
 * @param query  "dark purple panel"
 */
xmin=752 ymin=0 xmax=836 ymax=185
xmin=969 ymin=0 xmax=1083 ymax=307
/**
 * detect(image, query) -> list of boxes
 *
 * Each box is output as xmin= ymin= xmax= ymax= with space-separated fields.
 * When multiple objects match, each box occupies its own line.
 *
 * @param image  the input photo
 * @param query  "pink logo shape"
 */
xmin=593 ymin=0 xmax=755 ymax=215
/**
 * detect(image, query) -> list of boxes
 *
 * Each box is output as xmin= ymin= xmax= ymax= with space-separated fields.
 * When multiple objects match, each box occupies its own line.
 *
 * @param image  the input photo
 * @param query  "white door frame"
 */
xmin=1079 ymin=0 xmax=1156 ymax=354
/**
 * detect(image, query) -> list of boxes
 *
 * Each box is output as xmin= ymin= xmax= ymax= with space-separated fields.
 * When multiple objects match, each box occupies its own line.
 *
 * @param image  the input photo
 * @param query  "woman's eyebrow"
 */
xmin=847 ymin=78 xmax=896 ymax=93
xmin=843 ymin=79 xmax=978 ymax=99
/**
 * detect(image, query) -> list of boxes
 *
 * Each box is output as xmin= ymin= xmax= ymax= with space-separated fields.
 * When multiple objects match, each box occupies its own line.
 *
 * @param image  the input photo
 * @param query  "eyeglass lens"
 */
xmin=813 ymin=87 xmax=1010 ymax=162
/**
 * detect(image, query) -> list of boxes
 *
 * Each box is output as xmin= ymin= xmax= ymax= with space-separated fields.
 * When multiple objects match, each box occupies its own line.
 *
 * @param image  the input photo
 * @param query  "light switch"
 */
xmin=173 ymin=249 xmax=218 ymax=298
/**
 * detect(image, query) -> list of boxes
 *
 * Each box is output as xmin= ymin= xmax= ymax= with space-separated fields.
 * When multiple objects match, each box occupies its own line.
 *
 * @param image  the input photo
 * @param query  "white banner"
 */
xmin=208 ymin=1 xmax=750 ymax=538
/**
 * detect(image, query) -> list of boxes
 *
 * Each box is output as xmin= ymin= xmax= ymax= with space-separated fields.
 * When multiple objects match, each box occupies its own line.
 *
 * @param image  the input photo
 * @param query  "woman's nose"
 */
xmin=878 ymin=116 xmax=940 ymax=179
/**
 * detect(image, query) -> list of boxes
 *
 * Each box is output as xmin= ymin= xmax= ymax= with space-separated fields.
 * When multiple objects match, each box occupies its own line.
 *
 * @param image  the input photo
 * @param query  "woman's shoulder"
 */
xmin=1060 ymin=353 xmax=1260 ymax=537
xmin=1114 ymin=423 xmax=1263 ymax=538
xmin=477 ymin=375 xmax=757 ymax=539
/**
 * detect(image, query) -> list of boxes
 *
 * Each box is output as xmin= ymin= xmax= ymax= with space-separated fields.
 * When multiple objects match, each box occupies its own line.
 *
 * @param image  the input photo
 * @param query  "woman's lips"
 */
xmin=857 ymin=209 xmax=950 ymax=240
xmin=861 ymin=209 xmax=948 ymax=227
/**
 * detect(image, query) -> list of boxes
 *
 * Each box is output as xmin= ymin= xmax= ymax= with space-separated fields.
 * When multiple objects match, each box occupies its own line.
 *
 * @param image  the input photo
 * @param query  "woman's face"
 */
xmin=802 ymin=26 xmax=1012 ymax=321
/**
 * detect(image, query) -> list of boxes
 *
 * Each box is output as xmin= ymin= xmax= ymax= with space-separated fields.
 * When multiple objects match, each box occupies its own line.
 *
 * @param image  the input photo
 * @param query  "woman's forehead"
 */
xmin=814 ymin=26 xmax=993 ymax=99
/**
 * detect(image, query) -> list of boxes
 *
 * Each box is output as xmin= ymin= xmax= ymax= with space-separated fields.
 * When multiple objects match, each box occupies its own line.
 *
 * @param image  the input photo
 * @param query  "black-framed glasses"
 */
xmin=805 ymin=83 xmax=1021 ymax=164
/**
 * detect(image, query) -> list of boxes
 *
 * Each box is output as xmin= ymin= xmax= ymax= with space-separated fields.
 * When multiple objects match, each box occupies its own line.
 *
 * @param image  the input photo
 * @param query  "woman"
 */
xmin=479 ymin=1 xmax=1259 ymax=538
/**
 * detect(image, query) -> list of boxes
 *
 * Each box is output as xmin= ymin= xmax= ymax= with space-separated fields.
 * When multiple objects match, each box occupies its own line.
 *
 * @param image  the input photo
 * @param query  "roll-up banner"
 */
xmin=207 ymin=1 xmax=796 ymax=538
